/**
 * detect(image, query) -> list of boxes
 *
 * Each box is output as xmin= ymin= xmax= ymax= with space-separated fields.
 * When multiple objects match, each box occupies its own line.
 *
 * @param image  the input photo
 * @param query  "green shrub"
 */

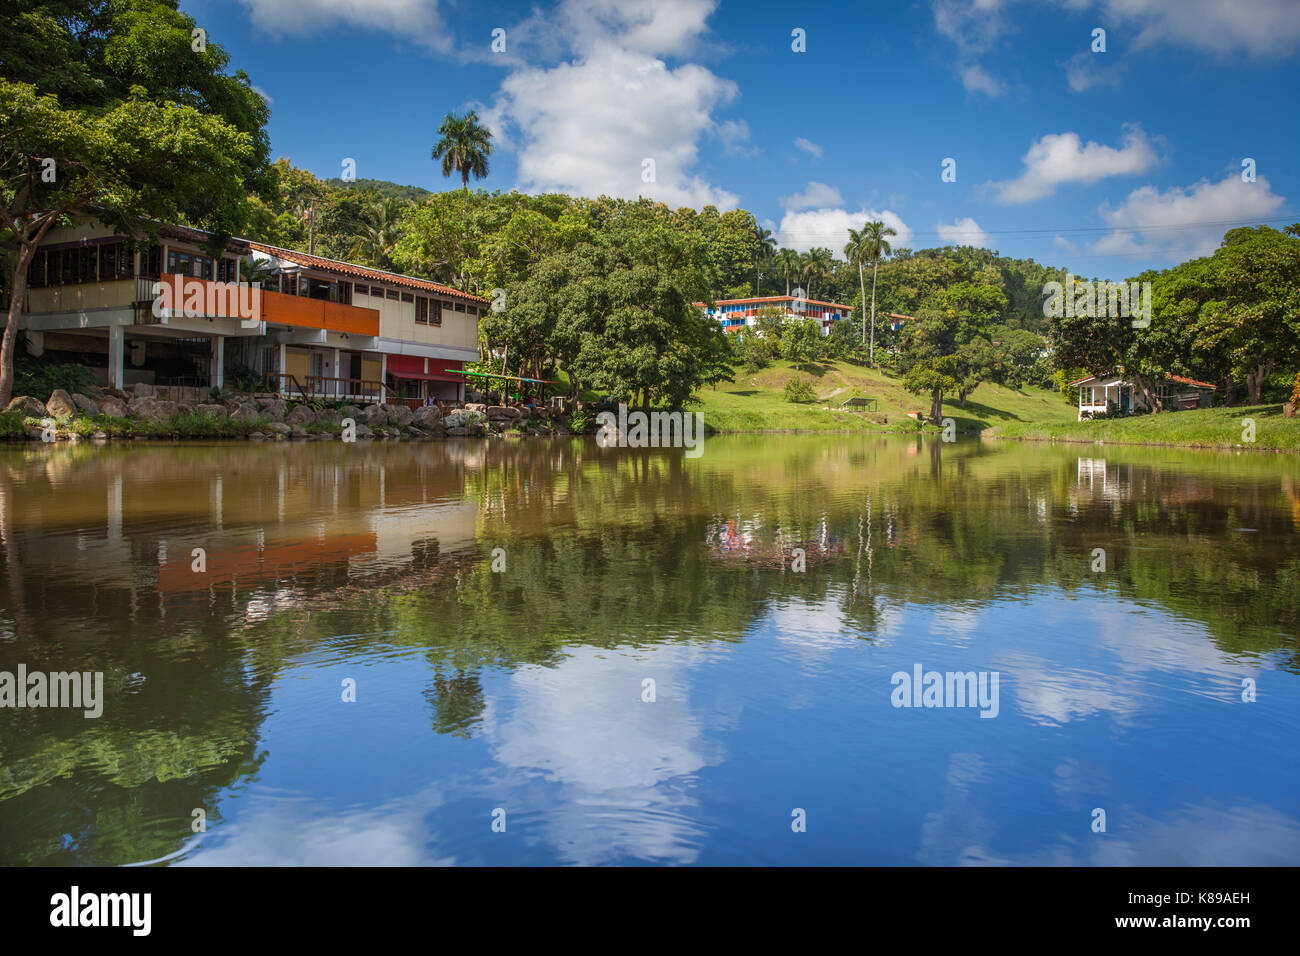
xmin=568 ymin=410 xmax=591 ymax=434
xmin=13 ymin=357 xmax=92 ymax=399
xmin=784 ymin=378 xmax=817 ymax=404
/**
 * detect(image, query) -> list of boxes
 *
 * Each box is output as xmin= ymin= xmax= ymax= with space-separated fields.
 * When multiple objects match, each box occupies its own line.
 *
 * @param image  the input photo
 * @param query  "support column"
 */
xmin=379 ymin=353 xmax=387 ymax=403
xmin=278 ymin=342 xmax=287 ymax=397
xmin=210 ymin=334 xmax=225 ymax=389
xmin=332 ymin=347 xmax=341 ymax=399
xmin=108 ymin=325 xmax=125 ymax=389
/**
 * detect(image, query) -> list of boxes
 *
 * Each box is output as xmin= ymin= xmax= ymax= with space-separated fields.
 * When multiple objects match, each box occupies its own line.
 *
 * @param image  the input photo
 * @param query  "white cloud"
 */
xmin=933 ymin=0 xmax=1011 ymax=54
xmin=1104 ymin=0 xmax=1300 ymax=57
xmin=1090 ymin=174 xmax=1287 ymax=260
xmin=1064 ymin=50 xmax=1122 ymax=92
xmin=936 ymin=217 xmax=992 ymax=248
xmin=487 ymin=1 xmax=740 ymax=209
xmin=237 ymin=0 xmax=449 ymax=49
xmin=994 ymin=126 xmax=1157 ymax=203
xmin=960 ymin=64 xmax=1005 ymax=96
xmin=715 ymin=119 xmax=758 ymax=158
xmin=780 ymin=181 xmax=844 ymax=211
xmin=1053 ymin=235 xmax=1079 ymax=254
xmin=793 ymin=137 xmax=823 ymax=159
xmin=776 ymin=207 xmax=913 ymax=254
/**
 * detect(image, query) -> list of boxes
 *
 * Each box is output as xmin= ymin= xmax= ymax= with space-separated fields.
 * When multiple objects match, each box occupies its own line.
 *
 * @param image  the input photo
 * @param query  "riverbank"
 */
xmin=687 ymin=359 xmax=1075 ymax=434
xmin=1 ymin=386 xmax=572 ymax=442
xmin=987 ymin=404 xmax=1299 ymax=452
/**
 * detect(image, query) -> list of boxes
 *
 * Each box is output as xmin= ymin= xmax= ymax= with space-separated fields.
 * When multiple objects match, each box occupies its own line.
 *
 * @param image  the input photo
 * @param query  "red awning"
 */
xmin=387 ymin=355 xmax=462 ymax=382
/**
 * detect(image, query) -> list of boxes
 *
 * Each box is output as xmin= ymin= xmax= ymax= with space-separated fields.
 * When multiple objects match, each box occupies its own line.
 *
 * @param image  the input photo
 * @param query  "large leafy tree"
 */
xmin=0 ymin=0 xmax=269 ymax=404
xmin=432 ymin=109 xmax=492 ymax=190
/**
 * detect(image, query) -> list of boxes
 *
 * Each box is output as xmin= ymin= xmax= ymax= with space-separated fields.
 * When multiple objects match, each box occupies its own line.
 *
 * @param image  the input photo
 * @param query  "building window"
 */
xmin=167 ymin=250 xmax=213 ymax=279
xmin=26 ymin=250 xmax=46 ymax=288
xmin=415 ymin=296 xmax=428 ymax=324
xmin=142 ymin=245 xmax=162 ymax=278
xmin=386 ymin=289 xmax=399 ymax=301
xmin=454 ymin=301 xmax=466 ymax=312
xmin=339 ymin=282 xmax=352 ymax=305
xmin=355 ymin=284 xmax=369 ymax=296
xmin=400 ymin=292 xmax=414 ymax=303
xmin=216 ymin=257 xmax=238 ymax=283
xmin=431 ymin=299 xmax=442 ymax=326
xmin=79 ymin=245 xmax=98 ymax=283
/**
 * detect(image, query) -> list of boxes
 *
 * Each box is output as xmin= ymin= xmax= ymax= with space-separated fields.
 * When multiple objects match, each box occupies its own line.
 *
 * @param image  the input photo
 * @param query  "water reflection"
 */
xmin=0 ymin=437 xmax=1297 ymax=865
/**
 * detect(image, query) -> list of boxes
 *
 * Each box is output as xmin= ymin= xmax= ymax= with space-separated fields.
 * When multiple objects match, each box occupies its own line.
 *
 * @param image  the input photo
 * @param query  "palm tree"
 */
xmin=348 ymin=197 xmax=405 ymax=270
xmin=800 ymin=247 xmax=833 ymax=301
xmin=845 ymin=220 xmax=896 ymax=362
xmin=776 ymin=248 xmax=801 ymax=296
xmin=753 ymin=225 xmax=776 ymax=295
xmin=432 ymin=110 xmax=493 ymax=190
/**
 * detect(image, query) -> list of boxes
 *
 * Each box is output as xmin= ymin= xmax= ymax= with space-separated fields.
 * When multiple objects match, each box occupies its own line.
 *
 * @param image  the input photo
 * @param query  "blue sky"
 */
xmin=186 ymin=0 xmax=1299 ymax=280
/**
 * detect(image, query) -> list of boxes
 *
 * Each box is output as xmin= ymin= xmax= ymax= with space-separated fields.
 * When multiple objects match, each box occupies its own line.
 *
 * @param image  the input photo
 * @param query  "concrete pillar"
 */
xmin=332 ymin=347 xmax=341 ymax=399
xmin=210 ymin=334 xmax=225 ymax=389
xmin=379 ymin=353 xmax=387 ymax=403
xmin=25 ymin=331 xmax=44 ymax=357
xmin=108 ymin=324 xmax=125 ymax=389
xmin=278 ymin=342 xmax=287 ymax=396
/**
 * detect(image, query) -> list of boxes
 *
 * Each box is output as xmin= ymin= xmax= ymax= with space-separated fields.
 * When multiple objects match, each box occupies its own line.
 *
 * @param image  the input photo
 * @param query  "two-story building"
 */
xmin=18 ymin=219 xmax=485 ymax=405
xmin=695 ymin=295 xmax=852 ymax=336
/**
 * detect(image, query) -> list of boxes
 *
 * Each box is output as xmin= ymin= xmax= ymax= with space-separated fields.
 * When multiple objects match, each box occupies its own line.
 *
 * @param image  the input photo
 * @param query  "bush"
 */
xmin=13 ymin=357 xmax=92 ymax=399
xmin=784 ymin=377 xmax=817 ymax=404
xmin=568 ymin=410 xmax=591 ymax=434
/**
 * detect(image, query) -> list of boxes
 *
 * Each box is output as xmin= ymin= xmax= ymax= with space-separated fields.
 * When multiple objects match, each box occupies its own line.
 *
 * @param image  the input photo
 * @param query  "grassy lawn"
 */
xmin=989 ymin=403 xmax=1299 ymax=452
xmin=688 ymin=359 xmax=1075 ymax=433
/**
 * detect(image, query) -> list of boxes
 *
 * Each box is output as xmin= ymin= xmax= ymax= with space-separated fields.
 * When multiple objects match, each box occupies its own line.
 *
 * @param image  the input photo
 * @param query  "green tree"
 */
xmin=0 ymin=0 xmax=269 ymax=405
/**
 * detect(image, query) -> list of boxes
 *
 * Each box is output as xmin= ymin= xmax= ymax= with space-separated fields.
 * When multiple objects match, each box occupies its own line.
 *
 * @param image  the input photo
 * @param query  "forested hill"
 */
xmin=322 ymin=177 xmax=432 ymax=203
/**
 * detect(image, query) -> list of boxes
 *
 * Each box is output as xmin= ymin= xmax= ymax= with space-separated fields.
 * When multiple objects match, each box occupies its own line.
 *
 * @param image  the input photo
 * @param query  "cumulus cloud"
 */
xmin=1090 ymin=174 xmax=1287 ymax=260
xmin=485 ymin=0 xmax=740 ymax=209
xmin=994 ymin=126 xmax=1157 ymax=203
xmin=780 ymin=181 xmax=844 ymax=211
xmin=776 ymin=207 xmax=913 ymax=254
xmin=793 ymin=137 xmax=823 ymax=159
xmin=237 ymin=0 xmax=449 ymax=49
xmin=936 ymin=217 xmax=992 ymax=248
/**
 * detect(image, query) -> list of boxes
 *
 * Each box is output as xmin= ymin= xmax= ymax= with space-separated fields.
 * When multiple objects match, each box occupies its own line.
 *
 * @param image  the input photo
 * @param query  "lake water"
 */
xmin=1 ymin=435 xmax=1297 ymax=866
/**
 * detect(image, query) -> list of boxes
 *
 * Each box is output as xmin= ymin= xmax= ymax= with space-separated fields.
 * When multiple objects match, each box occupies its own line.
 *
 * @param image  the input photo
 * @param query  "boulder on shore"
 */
xmin=98 ymin=396 xmax=128 ymax=418
xmin=195 ymin=403 xmax=228 ymax=419
xmin=6 ymin=395 xmax=47 ymax=418
xmin=385 ymin=404 xmax=413 ymax=427
xmin=129 ymin=382 xmax=154 ymax=398
xmin=412 ymin=406 xmax=443 ymax=428
xmin=127 ymin=397 xmax=180 ymax=422
xmin=45 ymin=389 xmax=78 ymax=419
xmin=71 ymin=393 xmax=101 ymax=417
xmin=285 ymin=405 xmax=316 ymax=427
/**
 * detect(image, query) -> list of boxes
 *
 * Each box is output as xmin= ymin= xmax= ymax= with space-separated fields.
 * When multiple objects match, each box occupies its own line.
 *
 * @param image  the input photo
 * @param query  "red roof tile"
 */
xmin=246 ymin=241 xmax=486 ymax=303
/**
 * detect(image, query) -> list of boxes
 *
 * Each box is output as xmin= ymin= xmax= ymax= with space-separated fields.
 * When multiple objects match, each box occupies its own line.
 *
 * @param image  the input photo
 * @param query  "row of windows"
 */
xmin=353 ymin=283 xmax=477 ymax=318
xmin=27 ymin=241 xmax=484 ymax=322
xmin=26 ymin=242 xmax=133 ymax=288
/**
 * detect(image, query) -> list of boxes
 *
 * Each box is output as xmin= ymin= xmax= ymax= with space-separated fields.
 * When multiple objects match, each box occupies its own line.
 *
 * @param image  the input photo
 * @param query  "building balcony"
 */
xmin=135 ymin=274 xmax=380 ymax=336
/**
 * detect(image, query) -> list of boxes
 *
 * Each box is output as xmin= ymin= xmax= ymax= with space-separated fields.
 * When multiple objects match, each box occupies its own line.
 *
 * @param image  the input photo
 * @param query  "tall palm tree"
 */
xmin=753 ymin=225 xmax=776 ymax=294
xmin=776 ymin=248 xmax=801 ymax=296
xmin=432 ymin=110 xmax=493 ymax=190
xmin=845 ymin=220 xmax=896 ymax=362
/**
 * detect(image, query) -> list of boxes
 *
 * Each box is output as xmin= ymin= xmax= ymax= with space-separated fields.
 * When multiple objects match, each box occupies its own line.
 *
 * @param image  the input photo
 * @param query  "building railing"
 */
xmin=267 ymin=372 xmax=385 ymax=404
